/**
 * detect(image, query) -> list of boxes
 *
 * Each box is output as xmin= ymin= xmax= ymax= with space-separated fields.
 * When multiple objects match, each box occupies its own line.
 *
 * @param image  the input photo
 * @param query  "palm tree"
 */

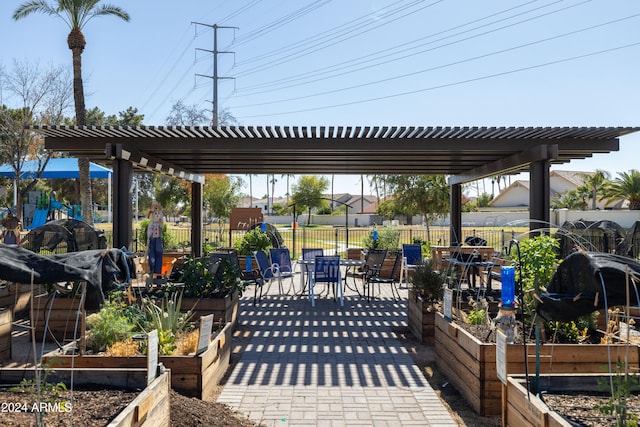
xmin=580 ymin=169 xmax=611 ymax=210
xmin=246 ymin=173 xmax=256 ymax=207
xmin=281 ymin=173 xmax=294 ymax=204
xmin=13 ymin=1 xmax=130 ymax=225
xmin=602 ymin=170 xmax=640 ymax=210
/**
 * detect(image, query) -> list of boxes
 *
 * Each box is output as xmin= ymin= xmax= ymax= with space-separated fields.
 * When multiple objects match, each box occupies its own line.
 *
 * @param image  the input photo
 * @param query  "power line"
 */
xmin=231 ymin=12 xmax=640 ymax=109
xmin=233 ymin=0 xmax=582 ymax=96
xmin=230 ymin=0 xmax=444 ymax=77
xmin=235 ymin=41 xmax=640 ymax=119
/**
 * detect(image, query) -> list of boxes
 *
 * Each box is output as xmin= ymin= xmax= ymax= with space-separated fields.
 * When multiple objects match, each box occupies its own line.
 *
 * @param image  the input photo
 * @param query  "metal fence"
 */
xmin=105 ymin=226 xmax=518 ymax=259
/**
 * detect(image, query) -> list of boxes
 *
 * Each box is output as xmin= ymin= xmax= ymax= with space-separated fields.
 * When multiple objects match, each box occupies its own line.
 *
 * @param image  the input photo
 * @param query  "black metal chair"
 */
xmin=359 ymin=249 xmax=387 ymax=301
xmin=366 ymin=251 xmax=403 ymax=301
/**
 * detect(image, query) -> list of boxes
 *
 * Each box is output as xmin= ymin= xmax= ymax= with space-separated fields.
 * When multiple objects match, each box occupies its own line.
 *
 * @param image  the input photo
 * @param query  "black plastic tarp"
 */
xmin=536 ymin=251 xmax=640 ymax=322
xmin=0 ymin=244 xmax=128 ymax=310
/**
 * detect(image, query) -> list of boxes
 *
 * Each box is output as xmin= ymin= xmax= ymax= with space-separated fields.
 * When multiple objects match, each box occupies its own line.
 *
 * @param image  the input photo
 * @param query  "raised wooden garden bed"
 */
xmin=504 ymin=374 xmax=640 ymax=427
xmin=31 ymin=294 xmax=85 ymax=351
xmin=503 ymin=375 xmax=572 ymax=427
xmin=434 ymin=312 xmax=640 ymax=416
xmin=182 ymin=290 xmax=239 ymax=328
xmin=0 ymin=308 xmax=10 ymax=362
xmin=0 ymin=283 xmax=34 ymax=317
xmin=43 ymin=321 xmax=233 ymax=400
xmin=0 ymin=368 xmax=170 ymax=427
xmin=407 ymin=289 xmax=437 ymax=345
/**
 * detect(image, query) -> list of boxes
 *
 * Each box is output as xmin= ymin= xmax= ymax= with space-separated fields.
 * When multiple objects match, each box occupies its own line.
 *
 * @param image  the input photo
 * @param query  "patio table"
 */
xmin=297 ymin=258 xmax=365 ymax=300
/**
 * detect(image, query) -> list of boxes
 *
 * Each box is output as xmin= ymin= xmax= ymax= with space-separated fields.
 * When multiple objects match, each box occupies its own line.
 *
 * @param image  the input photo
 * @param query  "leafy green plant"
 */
xmin=86 ymin=301 xmax=139 ymax=352
xmin=598 ymin=362 xmax=640 ymax=426
xmin=12 ymin=360 xmax=70 ymax=423
xmin=467 ymin=298 xmax=489 ymax=325
xmin=233 ymin=228 xmax=272 ymax=256
xmin=362 ymin=226 xmax=400 ymax=251
xmin=140 ymin=291 xmax=194 ymax=355
xmin=412 ymin=237 xmax=431 ymax=257
xmin=139 ymin=218 xmax=176 ymax=250
xmin=510 ymin=235 xmax=560 ymax=318
xmin=511 ymin=235 xmax=599 ymax=343
xmin=409 ymin=259 xmax=444 ymax=302
xmin=178 ymin=255 xmax=245 ymax=298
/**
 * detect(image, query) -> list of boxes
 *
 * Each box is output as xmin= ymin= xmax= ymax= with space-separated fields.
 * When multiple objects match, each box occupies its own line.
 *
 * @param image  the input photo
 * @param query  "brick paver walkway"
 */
xmin=218 ymin=275 xmax=458 ymax=426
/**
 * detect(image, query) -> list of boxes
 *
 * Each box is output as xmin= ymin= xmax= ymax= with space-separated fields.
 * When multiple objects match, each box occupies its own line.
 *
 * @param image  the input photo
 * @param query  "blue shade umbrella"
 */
xmin=0 ymin=158 xmax=113 ymax=223
xmin=0 ymin=158 xmax=112 ymax=179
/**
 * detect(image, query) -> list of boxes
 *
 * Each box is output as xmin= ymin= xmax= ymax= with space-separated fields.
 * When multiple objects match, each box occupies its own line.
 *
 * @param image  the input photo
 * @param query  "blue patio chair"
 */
xmin=309 ymin=255 xmax=342 ymax=307
xmin=253 ymin=249 xmax=284 ymax=299
xmin=301 ymin=248 xmax=324 ymax=293
xmin=401 ymin=243 xmax=423 ymax=287
xmin=269 ymin=247 xmax=296 ymax=291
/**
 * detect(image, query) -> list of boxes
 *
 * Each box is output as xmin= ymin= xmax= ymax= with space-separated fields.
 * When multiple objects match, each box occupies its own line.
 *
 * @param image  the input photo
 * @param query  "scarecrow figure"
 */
xmin=1 ymin=212 xmax=21 ymax=244
xmin=147 ymin=201 xmax=164 ymax=280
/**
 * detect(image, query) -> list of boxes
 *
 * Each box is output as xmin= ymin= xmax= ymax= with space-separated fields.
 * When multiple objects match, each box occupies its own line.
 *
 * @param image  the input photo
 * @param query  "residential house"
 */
xmin=489 ymin=170 xmax=625 ymax=209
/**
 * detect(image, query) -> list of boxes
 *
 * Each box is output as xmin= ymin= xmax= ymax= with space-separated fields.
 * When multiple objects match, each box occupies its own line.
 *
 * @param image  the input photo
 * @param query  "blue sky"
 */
xmin=1 ymin=0 xmax=639 ymax=198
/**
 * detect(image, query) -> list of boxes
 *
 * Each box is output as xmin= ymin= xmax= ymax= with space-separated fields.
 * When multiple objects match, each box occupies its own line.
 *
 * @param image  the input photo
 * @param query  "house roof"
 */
xmin=550 ymin=170 xmax=586 ymax=186
xmin=35 ymin=125 xmax=639 ymax=183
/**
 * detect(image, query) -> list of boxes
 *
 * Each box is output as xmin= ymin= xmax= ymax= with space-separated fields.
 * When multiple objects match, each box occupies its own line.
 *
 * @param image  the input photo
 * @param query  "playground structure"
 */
xmin=23 ymin=191 xmax=82 ymax=230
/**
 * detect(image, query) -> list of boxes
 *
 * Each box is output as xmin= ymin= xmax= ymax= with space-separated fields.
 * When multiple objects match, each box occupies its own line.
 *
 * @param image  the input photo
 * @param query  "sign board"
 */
xmin=230 ymin=208 xmax=263 ymax=230
xmin=443 ymin=288 xmax=453 ymax=321
xmin=147 ymin=329 xmax=159 ymax=385
xmin=496 ymin=329 xmax=507 ymax=384
xmin=197 ymin=314 xmax=214 ymax=355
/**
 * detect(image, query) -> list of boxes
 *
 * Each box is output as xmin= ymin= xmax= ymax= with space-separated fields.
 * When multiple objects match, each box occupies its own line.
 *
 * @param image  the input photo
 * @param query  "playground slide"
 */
xmin=26 ymin=209 xmax=48 ymax=230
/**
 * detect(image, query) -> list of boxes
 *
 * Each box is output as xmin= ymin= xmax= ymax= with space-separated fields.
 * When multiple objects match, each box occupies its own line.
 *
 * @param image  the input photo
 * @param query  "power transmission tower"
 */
xmin=193 ymin=22 xmax=237 ymax=126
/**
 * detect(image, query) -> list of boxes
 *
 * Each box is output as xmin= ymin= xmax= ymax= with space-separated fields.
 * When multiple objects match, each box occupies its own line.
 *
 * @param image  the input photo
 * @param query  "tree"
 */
xmin=14 ymin=0 xmax=130 ymax=225
xmin=203 ymin=174 xmax=242 ymax=244
xmin=290 ymin=175 xmax=329 ymax=225
xmin=386 ymin=175 xmax=450 ymax=241
xmin=281 ymin=173 xmax=294 ymax=204
xmin=0 ymin=60 xmax=73 ymax=221
xmin=166 ymin=100 xmax=209 ymax=126
xmin=550 ymin=189 xmax=587 ymax=210
xmin=580 ymin=169 xmax=611 ymax=210
xmin=246 ymin=174 xmax=257 ymax=207
xmin=602 ymin=170 xmax=640 ymax=210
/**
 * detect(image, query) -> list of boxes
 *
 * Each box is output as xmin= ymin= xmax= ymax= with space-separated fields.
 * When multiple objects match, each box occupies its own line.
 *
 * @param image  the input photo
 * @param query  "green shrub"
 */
xmin=233 ymin=228 xmax=272 ymax=256
xmin=140 ymin=218 xmax=176 ymax=250
xmin=86 ymin=301 xmax=139 ymax=352
xmin=362 ymin=226 xmax=400 ymax=251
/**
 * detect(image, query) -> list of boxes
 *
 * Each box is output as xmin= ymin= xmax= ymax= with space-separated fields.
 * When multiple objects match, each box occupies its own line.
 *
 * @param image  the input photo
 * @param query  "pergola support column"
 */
xmin=450 ymin=183 xmax=462 ymax=246
xmin=113 ymin=159 xmax=133 ymax=250
xmin=191 ymin=182 xmax=203 ymax=258
xmin=529 ymin=159 xmax=550 ymax=236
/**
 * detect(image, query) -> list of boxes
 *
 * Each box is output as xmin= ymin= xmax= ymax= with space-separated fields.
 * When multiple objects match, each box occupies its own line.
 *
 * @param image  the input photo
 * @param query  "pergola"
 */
xmin=34 ymin=125 xmax=640 ymax=256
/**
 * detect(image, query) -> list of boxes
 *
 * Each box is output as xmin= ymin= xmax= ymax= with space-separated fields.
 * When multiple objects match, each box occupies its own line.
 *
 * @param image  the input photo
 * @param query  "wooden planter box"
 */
xmin=109 ymin=371 xmax=171 ymax=427
xmin=407 ymin=289 xmax=437 ymax=345
xmin=434 ymin=312 xmax=640 ymax=416
xmin=0 ymin=283 xmax=40 ymax=318
xmin=0 ymin=308 xmax=10 ymax=362
xmin=43 ymin=321 xmax=233 ymax=400
xmin=380 ymin=252 xmax=401 ymax=280
xmin=503 ymin=374 xmax=640 ymax=427
xmin=0 ymin=369 xmax=170 ymax=427
xmin=31 ymin=294 xmax=85 ymax=350
xmin=503 ymin=376 xmax=572 ymax=427
xmin=182 ymin=290 xmax=239 ymax=328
